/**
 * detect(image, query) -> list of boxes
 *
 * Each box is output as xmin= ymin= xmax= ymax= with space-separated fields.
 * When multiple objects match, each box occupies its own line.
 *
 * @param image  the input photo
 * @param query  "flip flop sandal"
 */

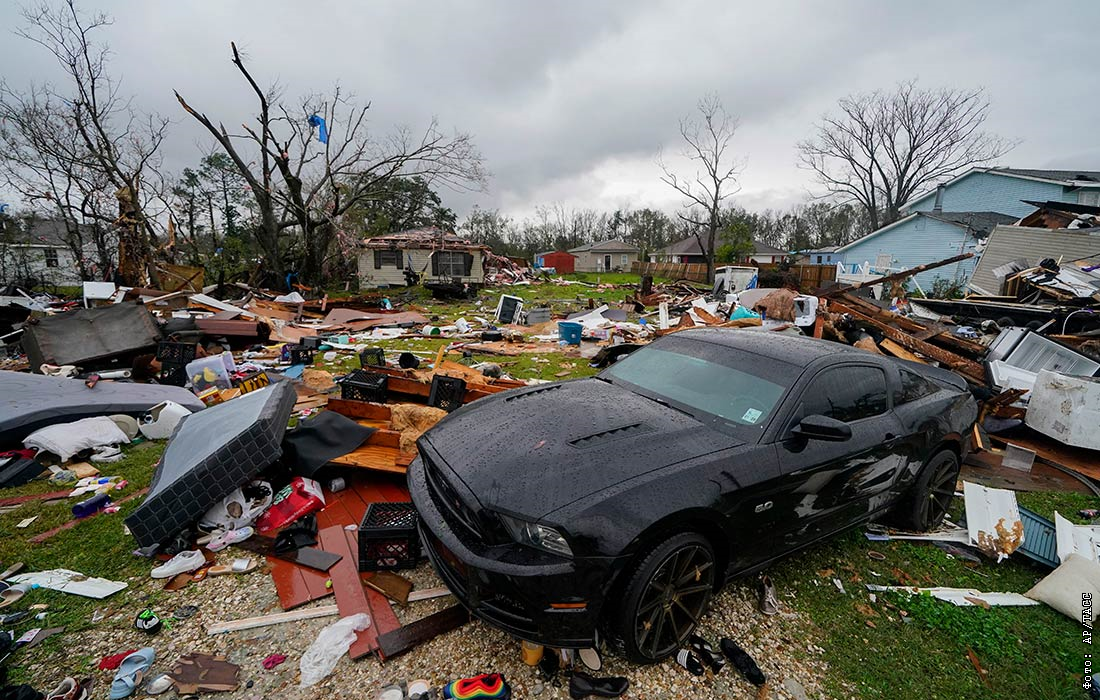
xmin=144 ymin=674 xmax=173 ymax=696
xmin=442 ymin=673 xmax=510 ymax=699
xmin=674 ymin=648 xmax=706 ymax=676
xmin=207 ymin=527 xmax=254 ymax=552
xmin=376 ymin=685 xmax=404 ymax=700
xmin=408 ymin=679 xmax=431 ymax=699
xmin=209 ymin=558 xmax=258 ymax=576
xmin=173 ymin=605 xmax=199 ymax=619
xmin=688 ymin=634 xmax=726 ymax=674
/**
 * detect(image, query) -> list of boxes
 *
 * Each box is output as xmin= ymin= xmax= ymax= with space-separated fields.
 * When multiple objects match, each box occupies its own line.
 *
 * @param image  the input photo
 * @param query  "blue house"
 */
xmin=836 ymin=211 xmax=1017 ymax=292
xmin=837 ymin=167 xmax=1100 ymax=292
xmin=906 ymin=168 xmax=1100 ymax=218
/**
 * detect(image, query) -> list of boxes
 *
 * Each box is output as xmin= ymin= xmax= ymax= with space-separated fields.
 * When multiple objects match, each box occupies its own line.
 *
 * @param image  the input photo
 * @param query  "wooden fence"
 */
xmin=631 ymin=261 xmax=837 ymax=290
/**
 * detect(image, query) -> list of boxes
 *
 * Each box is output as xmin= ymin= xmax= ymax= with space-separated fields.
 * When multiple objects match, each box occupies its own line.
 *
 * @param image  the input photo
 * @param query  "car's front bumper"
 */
xmin=408 ymin=454 xmax=624 ymax=648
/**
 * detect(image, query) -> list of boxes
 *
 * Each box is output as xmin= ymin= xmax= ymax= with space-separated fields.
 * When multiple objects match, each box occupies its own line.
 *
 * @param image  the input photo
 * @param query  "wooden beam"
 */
xmin=879 ymin=338 xmax=925 ymax=364
xmin=376 ymin=605 xmax=470 ymax=660
xmin=831 ymin=301 xmax=986 ymax=383
xmin=206 ymin=605 xmax=339 ymax=635
xmin=824 ymin=253 xmax=974 ymax=295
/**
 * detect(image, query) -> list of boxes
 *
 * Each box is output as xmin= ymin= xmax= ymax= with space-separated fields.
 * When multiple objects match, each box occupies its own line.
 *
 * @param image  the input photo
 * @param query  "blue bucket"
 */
xmin=558 ymin=321 xmax=582 ymax=345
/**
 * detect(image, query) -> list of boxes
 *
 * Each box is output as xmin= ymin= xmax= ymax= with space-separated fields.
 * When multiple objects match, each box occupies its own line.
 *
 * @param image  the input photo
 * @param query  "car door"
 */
xmin=767 ymin=363 xmax=906 ymax=549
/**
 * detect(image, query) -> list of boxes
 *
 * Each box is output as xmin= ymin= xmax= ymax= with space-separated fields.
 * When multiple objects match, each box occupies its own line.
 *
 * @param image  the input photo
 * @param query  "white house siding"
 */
xmin=907 ymin=172 xmax=1075 ymax=219
xmin=357 ymin=248 xmax=485 ymax=288
xmin=839 ymin=217 xmax=978 ymax=291
xmin=0 ymin=244 xmax=83 ymax=286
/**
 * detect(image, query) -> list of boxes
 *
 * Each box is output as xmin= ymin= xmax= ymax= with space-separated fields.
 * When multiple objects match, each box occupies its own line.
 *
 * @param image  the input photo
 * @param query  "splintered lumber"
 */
xmin=376 ymin=604 xmax=471 ymax=660
xmin=879 ymin=338 xmax=925 ymax=363
xmin=206 ymin=605 xmax=339 ymax=635
xmin=853 ymin=336 xmax=883 ymax=354
xmin=407 ymin=587 xmax=453 ymax=602
xmin=328 ymin=398 xmax=392 ymax=421
xmin=328 ymin=445 xmax=410 ymax=474
xmin=824 ymin=253 xmax=974 ymax=295
xmin=831 ymin=301 xmax=985 ymax=383
xmin=837 ymin=293 xmax=987 ymax=357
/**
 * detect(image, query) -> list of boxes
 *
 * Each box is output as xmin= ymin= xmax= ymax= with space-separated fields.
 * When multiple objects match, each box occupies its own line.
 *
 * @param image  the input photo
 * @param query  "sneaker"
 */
xmin=206 ymin=527 xmax=254 ymax=552
xmin=150 ymin=550 xmax=205 ymax=579
xmin=720 ymin=637 xmax=766 ymax=686
xmin=674 ymin=648 xmax=705 ymax=676
xmin=758 ymin=575 xmax=779 ymax=615
xmin=46 ymin=677 xmax=81 ymax=700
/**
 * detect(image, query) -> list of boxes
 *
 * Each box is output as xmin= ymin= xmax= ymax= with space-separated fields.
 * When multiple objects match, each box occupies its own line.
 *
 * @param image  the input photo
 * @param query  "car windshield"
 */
xmin=601 ymin=336 xmax=795 ymax=432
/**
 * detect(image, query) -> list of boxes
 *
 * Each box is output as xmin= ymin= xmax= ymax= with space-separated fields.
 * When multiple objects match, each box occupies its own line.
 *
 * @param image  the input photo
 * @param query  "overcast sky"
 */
xmin=2 ymin=1 xmax=1098 ymax=222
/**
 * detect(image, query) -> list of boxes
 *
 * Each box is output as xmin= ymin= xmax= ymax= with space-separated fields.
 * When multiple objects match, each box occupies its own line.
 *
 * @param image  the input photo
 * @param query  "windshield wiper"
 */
xmin=639 ymin=392 xmax=695 ymax=419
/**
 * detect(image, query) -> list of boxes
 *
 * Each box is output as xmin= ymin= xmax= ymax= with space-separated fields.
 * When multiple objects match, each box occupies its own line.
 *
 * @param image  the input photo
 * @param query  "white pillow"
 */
xmin=23 ymin=416 xmax=129 ymax=462
xmin=1025 ymin=553 xmax=1100 ymax=621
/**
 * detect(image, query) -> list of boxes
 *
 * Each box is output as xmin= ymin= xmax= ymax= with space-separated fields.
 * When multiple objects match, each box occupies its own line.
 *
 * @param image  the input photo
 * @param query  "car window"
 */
xmin=602 ymin=340 xmax=793 ymax=430
xmin=894 ymin=368 xmax=940 ymax=405
xmin=801 ymin=366 xmax=889 ymax=423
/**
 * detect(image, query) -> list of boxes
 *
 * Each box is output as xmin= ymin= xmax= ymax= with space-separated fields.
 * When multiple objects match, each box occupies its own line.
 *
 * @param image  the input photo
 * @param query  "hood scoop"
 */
xmin=505 ymin=384 xmax=563 ymax=402
xmin=569 ymin=422 xmax=652 ymax=448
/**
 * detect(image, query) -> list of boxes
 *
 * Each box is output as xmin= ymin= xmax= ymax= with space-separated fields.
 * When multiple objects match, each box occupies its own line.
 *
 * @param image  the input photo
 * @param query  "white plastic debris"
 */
xmin=299 ymin=613 xmax=371 ymax=687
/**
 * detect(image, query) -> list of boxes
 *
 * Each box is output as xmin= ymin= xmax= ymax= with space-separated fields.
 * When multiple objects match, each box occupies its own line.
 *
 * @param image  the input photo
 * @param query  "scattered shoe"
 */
xmin=375 ymin=686 xmax=403 ymax=700
xmin=143 ymin=674 xmax=172 ymax=696
xmin=209 ymin=557 xmax=258 ymax=576
xmin=45 ymin=677 xmax=81 ymax=700
xmin=150 ymin=550 xmax=204 ymax=579
xmin=206 ymin=527 xmax=254 ymax=552
xmin=442 ymin=673 xmax=510 ymax=699
xmin=758 ymin=575 xmax=779 ymax=615
xmin=568 ymin=671 xmax=629 ymax=699
xmin=133 ymin=609 xmax=162 ymax=634
xmin=90 ymin=446 xmax=123 ymax=463
xmin=109 ymin=647 xmax=155 ymax=699
xmin=577 ymin=647 xmax=602 ymax=672
xmin=674 ymin=648 xmax=705 ymax=676
xmin=688 ymin=634 xmax=726 ymax=674
xmin=408 ymin=679 xmax=432 ymax=699
xmin=720 ymin=637 xmax=766 ymax=686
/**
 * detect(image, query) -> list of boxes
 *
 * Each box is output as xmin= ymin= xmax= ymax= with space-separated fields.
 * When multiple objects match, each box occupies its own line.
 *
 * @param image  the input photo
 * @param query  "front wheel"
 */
xmin=895 ymin=449 xmax=960 ymax=531
xmin=609 ymin=532 xmax=716 ymax=663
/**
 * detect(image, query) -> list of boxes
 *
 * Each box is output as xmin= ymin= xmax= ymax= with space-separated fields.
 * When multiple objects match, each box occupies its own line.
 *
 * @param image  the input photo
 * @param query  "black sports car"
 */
xmin=409 ymin=329 xmax=977 ymax=662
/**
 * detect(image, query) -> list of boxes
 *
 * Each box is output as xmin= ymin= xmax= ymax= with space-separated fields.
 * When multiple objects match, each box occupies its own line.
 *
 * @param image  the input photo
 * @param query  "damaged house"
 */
xmin=357 ymin=227 xmax=488 ymax=290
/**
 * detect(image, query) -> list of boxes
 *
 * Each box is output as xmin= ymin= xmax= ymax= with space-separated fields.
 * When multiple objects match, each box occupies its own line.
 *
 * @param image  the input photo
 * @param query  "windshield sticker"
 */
xmin=742 ymin=408 xmax=763 ymax=424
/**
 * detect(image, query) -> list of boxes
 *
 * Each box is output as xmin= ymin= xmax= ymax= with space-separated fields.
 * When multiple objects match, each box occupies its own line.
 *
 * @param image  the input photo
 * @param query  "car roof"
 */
xmin=671 ymin=328 xmax=867 ymax=368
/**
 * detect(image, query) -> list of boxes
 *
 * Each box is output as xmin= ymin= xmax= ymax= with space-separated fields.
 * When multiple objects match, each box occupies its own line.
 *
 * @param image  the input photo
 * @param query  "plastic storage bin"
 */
xmin=558 ymin=321 xmax=582 ymax=345
xmin=428 ymin=375 xmax=466 ymax=412
xmin=358 ymin=501 xmax=420 ymax=571
xmin=185 ymin=352 xmax=236 ymax=393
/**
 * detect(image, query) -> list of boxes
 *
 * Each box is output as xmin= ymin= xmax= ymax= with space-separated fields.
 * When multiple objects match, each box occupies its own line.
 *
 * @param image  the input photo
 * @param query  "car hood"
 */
xmin=420 ymin=377 xmax=744 ymax=520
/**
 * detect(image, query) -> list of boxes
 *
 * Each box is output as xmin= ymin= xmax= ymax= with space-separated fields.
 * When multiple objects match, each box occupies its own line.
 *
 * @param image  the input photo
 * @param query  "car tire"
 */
xmin=606 ymin=532 xmax=716 ymax=664
xmin=894 ymin=449 xmax=960 ymax=532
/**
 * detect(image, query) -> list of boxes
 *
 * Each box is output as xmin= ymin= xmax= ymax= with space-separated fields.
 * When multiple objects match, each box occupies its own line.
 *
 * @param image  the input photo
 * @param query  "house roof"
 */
xmin=0 ymin=218 xmax=87 ymax=247
xmin=658 ymin=237 xmax=787 ymax=257
xmin=1022 ymin=200 xmax=1100 ymax=216
xmin=751 ymin=240 xmax=787 ymax=256
xmin=536 ymin=250 xmax=577 ymax=258
xmin=568 ymin=239 xmax=640 ymax=254
xmin=361 ymin=226 xmax=487 ymax=250
xmin=836 ymin=211 xmax=1017 ymax=253
xmin=906 ymin=167 xmax=1100 ymax=209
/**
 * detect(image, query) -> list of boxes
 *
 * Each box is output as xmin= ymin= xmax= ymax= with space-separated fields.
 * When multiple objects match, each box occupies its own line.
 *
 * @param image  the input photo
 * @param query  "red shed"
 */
xmin=536 ymin=250 xmax=576 ymax=274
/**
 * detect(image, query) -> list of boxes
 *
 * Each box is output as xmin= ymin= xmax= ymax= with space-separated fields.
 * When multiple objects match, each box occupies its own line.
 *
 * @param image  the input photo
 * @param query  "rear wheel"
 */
xmin=609 ymin=532 xmax=716 ymax=663
xmin=895 ymin=449 xmax=960 ymax=531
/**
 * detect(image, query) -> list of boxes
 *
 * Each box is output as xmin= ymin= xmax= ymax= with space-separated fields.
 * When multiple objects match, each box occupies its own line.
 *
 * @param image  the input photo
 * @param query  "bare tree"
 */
xmin=11 ymin=0 xmax=169 ymax=286
xmin=659 ymin=95 xmax=742 ymax=283
xmin=798 ymin=81 xmax=1015 ymax=230
xmin=176 ymin=43 xmax=486 ymax=284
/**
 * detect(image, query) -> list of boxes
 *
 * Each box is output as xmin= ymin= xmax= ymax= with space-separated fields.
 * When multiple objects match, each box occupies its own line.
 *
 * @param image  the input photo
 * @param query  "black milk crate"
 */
xmin=301 ymin=336 xmax=323 ymax=350
xmin=158 ymin=365 xmax=188 ymax=387
xmin=359 ymin=347 xmax=386 ymax=368
xmin=358 ymin=501 xmax=421 ymax=571
xmin=340 ymin=369 xmax=387 ymax=402
xmin=156 ymin=341 xmax=197 ymax=366
xmin=428 ymin=375 xmax=466 ymax=413
xmin=289 ymin=344 xmax=314 ymax=365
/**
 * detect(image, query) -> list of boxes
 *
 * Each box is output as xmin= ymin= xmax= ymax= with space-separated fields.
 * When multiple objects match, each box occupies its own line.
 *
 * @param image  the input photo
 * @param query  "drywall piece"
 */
xmin=866 ymin=585 xmax=1039 ymax=607
xmin=963 ymin=482 xmax=1024 ymax=562
xmin=9 ymin=569 xmax=126 ymax=599
xmin=1026 ymin=370 xmax=1100 ymax=450
xmin=1055 ymin=511 xmax=1100 ymax=564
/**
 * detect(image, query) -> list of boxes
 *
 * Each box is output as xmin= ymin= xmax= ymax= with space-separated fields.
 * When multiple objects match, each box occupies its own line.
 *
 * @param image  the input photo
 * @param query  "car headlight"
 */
xmin=498 ymin=514 xmax=573 ymax=558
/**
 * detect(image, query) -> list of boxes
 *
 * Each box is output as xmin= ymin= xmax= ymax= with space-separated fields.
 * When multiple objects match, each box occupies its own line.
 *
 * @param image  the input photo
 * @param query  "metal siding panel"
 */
xmin=910 ymin=173 xmax=1068 ymax=218
xmin=971 ymin=226 xmax=1100 ymax=294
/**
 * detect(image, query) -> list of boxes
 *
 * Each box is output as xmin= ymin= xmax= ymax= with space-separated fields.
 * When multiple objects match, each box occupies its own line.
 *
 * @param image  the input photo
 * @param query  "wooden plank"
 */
xmin=376 ymin=605 xmax=470 ymax=660
xmin=988 ymin=432 xmax=1100 ymax=481
xmin=328 ymin=445 xmax=407 ymax=474
xmin=317 ymin=525 xmax=378 ymax=659
xmin=327 ymin=398 xmax=392 ymax=421
xmin=407 ymin=587 xmax=454 ymax=603
xmin=831 ymin=301 xmax=986 ymax=383
xmin=206 ymin=605 xmax=339 ymax=635
xmin=879 ymin=338 xmax=925 ymax=364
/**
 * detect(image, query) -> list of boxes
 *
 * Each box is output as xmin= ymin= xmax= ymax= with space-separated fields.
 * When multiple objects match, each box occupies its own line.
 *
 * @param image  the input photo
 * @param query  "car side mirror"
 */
xmin=792 ymin=414 xmax=852 ymax=442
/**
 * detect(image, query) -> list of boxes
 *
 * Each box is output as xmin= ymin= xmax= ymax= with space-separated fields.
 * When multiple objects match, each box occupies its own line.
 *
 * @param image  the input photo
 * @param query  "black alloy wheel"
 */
xmin=613 ymin=532 xmax=716 ymax=663
xmin=918 ymin=451 xmax=959 ymax=530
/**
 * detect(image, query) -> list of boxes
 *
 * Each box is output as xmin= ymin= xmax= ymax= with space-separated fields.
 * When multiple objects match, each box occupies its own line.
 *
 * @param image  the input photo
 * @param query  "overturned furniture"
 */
xmin=21 ymin=302 xmax=162 ymax=371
